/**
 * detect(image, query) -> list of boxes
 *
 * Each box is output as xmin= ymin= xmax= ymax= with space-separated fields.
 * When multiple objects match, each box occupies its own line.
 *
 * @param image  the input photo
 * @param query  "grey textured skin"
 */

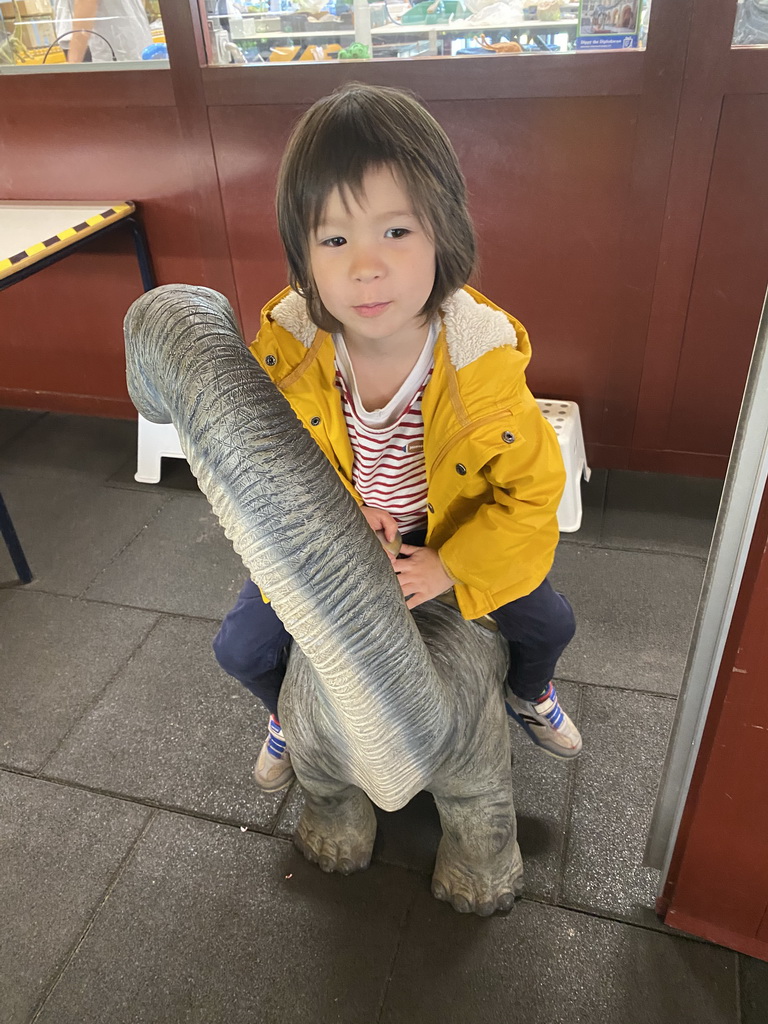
xmin=124 ymin=285 xmax=523 ymax=915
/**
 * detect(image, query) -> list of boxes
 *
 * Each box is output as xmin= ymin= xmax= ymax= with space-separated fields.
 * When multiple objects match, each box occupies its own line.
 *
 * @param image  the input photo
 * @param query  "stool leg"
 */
xmin=135 ymin=415 xmax=162 ymax=483
xmin=0 ymin=493 xmax=33 ymax=584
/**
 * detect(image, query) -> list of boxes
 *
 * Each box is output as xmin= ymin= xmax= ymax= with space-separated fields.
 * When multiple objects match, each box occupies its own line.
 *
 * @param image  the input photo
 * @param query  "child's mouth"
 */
xmin=353 ymin=302 xmax=391 ymax=318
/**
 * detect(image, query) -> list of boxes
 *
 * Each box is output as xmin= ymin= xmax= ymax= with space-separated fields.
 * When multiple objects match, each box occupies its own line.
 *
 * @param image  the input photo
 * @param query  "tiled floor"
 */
xmin=1 ymin=409 xmax=766 ymax=1024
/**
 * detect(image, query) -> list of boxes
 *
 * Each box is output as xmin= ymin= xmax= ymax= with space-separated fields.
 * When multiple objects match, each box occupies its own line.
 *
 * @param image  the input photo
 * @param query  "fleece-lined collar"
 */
xmin=270 ymin=287 xmax=518 ymax=371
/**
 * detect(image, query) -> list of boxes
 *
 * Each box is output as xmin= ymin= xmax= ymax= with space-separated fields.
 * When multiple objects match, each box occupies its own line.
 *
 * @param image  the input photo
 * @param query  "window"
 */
xmin=732 ymin=0 xmax=768 ymax=46
xmin=0 ymin=0 xmax=166 ymax=67
xmin=202 ymin=0 xmax=651 ymax=66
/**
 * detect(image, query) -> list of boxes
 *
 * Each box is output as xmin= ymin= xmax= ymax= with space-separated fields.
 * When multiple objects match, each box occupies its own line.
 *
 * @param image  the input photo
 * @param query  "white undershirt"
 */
xmin=333 ymin=321 xmax=437 ymax=426
xmin=333 ymin=322 xmax=438 ymax=533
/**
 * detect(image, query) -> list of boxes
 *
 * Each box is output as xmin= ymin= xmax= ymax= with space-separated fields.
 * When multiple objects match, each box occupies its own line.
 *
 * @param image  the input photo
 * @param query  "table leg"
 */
xmin=126 ymin=215 xmax=157 ymax=293
xmin=0 ymin=492 xmax=33 ymax=584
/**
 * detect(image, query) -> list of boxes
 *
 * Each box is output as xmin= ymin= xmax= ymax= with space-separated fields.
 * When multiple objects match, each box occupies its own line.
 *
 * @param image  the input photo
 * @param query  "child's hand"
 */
xmin=360 ymin=505 xmax=400 ymax=547
xmin=395 ymin=544 xmax=455 ymax=609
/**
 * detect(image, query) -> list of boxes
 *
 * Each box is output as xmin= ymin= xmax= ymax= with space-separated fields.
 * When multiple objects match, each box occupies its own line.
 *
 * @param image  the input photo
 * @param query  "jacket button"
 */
xmin=455 ymin=463 xmax=467 ymax=475
xmin=427 ymin=503 xmax=434 ymax=513
xmin=310 ymin=416 xmax=321 ymax=426
xmin=265 ymin=354 xmax=277 ymax=366
xmin=502 ymin=431 xmax=515 ymax=443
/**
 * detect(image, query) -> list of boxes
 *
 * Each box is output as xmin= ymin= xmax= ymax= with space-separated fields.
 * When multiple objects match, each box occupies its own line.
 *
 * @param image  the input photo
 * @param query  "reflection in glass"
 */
xmin=732 ymin=0 xmax=768 ymax=46
xmin=202 ymin=0 xmax=653 ymax=65
xmin=0 ymin=0 xmax=165 ymax=65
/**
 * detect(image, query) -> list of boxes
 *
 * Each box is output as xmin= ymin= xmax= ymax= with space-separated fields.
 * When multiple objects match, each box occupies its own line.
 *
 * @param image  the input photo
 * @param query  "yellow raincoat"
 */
xmin=249 ymin=285 xmax=565 ymax=619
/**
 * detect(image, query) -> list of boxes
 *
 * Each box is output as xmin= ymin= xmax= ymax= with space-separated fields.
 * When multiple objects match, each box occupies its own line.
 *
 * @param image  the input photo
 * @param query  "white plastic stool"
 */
xmin=135 ymin=414 xmax=186 ymax=483
xmin=536 ymin=399 xmax=591 ymax=533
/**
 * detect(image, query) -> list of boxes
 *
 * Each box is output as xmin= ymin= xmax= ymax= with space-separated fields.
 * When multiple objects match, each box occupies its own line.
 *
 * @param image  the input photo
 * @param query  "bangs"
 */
xmin=283 ymin=89 xmax=439 ymax=237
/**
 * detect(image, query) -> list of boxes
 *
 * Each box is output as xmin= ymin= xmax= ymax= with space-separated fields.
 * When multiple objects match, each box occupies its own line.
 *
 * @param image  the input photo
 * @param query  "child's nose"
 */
xmin=350 ymin=246 xmax=385 ymax=282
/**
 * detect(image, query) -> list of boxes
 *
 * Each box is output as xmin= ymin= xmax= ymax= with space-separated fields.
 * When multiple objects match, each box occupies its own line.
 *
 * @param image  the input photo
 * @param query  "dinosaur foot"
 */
xmin=294 ymin=794 xmax=376 ymax=875
xmin=431 ymin=841 xmax=524 ymax=916
xmin=294 ymin=822 xmax=373 ymax=875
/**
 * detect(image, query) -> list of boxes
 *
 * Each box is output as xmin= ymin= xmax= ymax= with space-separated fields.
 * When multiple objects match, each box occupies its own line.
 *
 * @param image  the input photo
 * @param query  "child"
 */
xmin=213 ymin=82 xmax=580 ymax=792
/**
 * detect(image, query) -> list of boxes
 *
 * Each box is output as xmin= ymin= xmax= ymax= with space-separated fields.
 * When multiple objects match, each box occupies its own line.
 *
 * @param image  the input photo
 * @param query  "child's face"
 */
xmin=309 ymin=165 xmax=437 ymax=350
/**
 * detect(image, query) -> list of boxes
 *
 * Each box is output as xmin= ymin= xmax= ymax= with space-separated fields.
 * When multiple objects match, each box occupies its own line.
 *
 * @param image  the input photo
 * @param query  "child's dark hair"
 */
xmin=276 ymin=82 xmax=476 ymax=333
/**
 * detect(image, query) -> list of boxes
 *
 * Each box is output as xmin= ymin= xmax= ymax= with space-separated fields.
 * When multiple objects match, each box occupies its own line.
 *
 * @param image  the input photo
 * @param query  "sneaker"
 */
xmin=505 ymin=681 xmax=582 ymax=760
xmin=253 ymin=715 xmax=295 ymax=791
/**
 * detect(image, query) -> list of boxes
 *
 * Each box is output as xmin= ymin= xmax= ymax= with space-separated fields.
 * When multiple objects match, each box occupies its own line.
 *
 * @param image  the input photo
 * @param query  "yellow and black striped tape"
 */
xmin=0 ymin=201 xmax=135 ymax=281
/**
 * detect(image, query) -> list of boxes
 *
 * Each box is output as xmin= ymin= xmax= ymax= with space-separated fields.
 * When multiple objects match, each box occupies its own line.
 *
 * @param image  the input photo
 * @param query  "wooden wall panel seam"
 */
xmin=0 ymin=69 xmax=176 ymax=107
xmin=160 ymin=0 xmax=240 ymax=312
xmin=597 ymin=0 xmax=696 ymax=448
xmin=200 ymin=55 xmax=645 ymax=106
xmin=631 ymin=0 xmax=743 ymax=455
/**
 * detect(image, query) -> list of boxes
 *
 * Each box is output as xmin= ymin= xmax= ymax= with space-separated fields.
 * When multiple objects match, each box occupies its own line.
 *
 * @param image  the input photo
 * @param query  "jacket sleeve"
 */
xmin=437 ymin=412 xmax=565 ymax=598
xmin=338 ymin=472 xmax=364 ymax=505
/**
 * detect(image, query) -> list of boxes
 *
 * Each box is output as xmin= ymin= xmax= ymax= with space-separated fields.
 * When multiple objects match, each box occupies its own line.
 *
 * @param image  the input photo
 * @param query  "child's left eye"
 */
xmin=385 ymin=228 xmax=410 ymax=239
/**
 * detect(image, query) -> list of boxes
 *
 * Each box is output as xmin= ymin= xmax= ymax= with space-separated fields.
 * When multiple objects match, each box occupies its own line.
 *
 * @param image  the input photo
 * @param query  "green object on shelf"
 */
xmin=400 ymin=0 xmax=466 ymax=24
xmin=338 ymin=41 xmax=370 ymax=58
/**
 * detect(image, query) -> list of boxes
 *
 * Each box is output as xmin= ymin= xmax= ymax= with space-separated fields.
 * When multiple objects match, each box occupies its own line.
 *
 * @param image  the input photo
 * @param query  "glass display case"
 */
xmin=0 ymin=0 xmax=166 ymax=67
xmin=202 ymin=0 xmax=652 ymax=65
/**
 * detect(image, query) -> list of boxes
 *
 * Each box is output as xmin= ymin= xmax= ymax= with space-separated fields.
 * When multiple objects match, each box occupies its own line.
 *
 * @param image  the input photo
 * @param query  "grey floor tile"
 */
xmin=275 ymin=682 xmax=581 ymax=902
xmin=562 ymin=687 xmax=676 ymax=927
xmin=0 ymin=407 xmax=45 ymax=449
xmin=0 ymin=472 xmax=167 ymax=594
xmin=82 ymin=494 xmax=244 ymax=619
xmin=741 ymin=954 xmax=768 ymax=1024
xmin=0 ymin=413 xmax=136 ymax=481
xmin=0 ymin=772 xmax=150 ymax=1024
xmin=509 ymin=678 xmax=581 ymax=901
xmin=551 ymin=544 xmax=705 ymax=694
xmin=380 ymin=896 xmax=738 ymax=1024
xmin=45 ymin=615 xmax=287 ymax=829
xmin=559 ymin=468 xmax=607 ymax=547
xmin=0 ymin=591 xmax=157 ymax=772
xmin=34 ymin=811 xmax=421 ymax=1024
xmin=601 ymin=470 xmax=723 ymax=557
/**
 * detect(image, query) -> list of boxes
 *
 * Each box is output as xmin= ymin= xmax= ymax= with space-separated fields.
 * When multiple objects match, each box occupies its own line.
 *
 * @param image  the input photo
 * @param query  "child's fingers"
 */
xmin=398 ymin=543 xmax=419 ymax=555
xmin=385 ymin=524 xmax=400 ymax=542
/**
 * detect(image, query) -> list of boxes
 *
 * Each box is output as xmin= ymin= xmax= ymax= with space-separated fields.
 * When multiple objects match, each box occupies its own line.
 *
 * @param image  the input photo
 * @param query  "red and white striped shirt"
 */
xmin=334 ymin=325 xmax=437 ymax=534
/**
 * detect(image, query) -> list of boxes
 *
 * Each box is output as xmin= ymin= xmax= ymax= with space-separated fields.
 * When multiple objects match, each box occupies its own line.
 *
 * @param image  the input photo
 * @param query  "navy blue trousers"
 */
xmin=213 ymin=536 xmax=575 ymax=717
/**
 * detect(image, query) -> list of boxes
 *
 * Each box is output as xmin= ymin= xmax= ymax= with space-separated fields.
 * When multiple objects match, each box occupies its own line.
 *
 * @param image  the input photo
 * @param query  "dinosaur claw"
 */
xmin=432 ymin=882 xmax=447 ymax=901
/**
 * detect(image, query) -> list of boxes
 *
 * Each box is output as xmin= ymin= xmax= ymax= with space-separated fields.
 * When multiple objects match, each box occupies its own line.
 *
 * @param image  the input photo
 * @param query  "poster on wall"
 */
xmin=574 ymin=0 xmax=642 ymax=49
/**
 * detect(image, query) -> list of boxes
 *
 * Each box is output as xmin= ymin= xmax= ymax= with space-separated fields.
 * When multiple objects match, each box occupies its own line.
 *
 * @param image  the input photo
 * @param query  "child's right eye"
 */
xmin=321 ymin=236 xmax=346 ymax=248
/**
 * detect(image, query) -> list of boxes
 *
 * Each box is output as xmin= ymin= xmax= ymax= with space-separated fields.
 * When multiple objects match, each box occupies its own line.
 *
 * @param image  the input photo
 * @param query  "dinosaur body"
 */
xmin=124 ymin=284 xmax=523 ymax=915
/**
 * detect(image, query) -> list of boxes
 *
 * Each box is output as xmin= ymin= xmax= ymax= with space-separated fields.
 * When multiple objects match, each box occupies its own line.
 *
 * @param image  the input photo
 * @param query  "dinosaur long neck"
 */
xmin=125 ymin=286 xmax=453 ymax=810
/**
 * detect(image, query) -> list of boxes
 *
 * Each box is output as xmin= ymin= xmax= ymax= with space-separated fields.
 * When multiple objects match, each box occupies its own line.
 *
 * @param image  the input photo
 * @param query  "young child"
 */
xmin=213 ymin=82 xmax=581 ymax=792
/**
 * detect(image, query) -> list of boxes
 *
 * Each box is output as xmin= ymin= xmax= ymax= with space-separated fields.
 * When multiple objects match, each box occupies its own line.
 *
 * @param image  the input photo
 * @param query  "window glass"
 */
xmin=202 ymin=0 xmax=651 ymax=65
xmin=0 ymin=0 xmax=166 ymax=67
xmin=732 ymin=0 xmax=768 ymax=46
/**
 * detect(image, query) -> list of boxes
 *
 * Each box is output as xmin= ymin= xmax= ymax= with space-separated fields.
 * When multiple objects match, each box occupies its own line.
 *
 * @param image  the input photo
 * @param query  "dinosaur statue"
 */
xmin=124 ymin=284 xmax=523 ymax=916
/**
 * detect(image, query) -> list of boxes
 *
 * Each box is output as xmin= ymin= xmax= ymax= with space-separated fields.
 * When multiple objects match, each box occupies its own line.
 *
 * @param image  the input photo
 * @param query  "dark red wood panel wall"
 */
xmin=1 ymin=0 xmax=766 ymax=475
